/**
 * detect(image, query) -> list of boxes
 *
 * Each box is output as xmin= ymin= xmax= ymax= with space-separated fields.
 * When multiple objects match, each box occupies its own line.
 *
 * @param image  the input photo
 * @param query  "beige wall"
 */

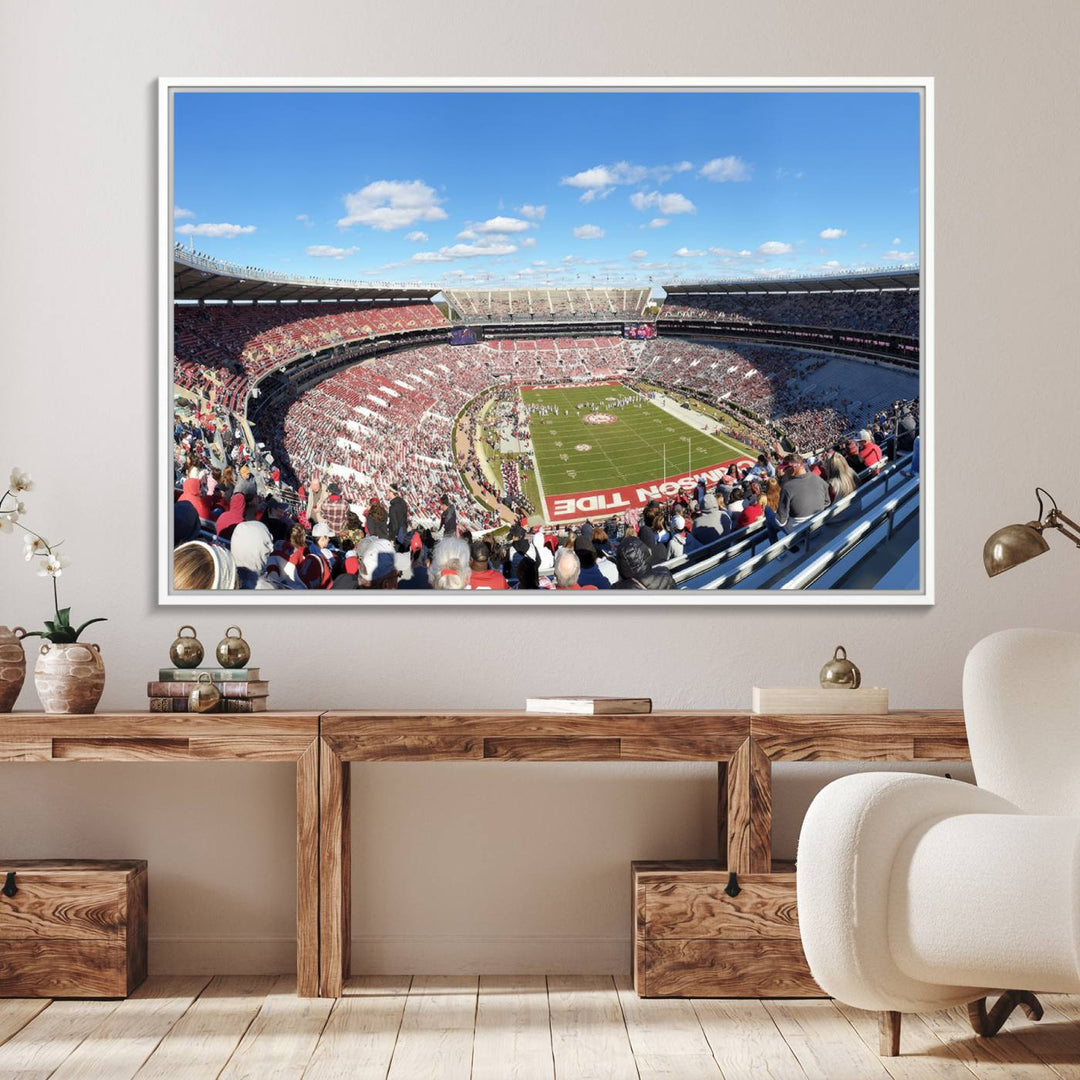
xmin=2 ymin=0 xmax=1077 ymax=973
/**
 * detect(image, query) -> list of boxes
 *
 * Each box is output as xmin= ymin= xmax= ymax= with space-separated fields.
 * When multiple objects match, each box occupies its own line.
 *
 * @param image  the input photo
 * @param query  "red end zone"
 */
xmin=543 ymin=458 xmax=756 ymax=524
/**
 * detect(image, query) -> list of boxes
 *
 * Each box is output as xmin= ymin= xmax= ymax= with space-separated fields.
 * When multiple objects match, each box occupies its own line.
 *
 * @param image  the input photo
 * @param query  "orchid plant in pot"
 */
xmin=1 ymin=468 xmax=108 ymax=714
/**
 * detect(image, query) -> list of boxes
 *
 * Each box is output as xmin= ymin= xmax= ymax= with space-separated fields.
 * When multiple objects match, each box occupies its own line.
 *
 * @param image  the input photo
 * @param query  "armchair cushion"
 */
xmin=890 ymin=811 xmax=1080 ymax=993
xmin=797 ymin=772 xmax=1018 ymax=1012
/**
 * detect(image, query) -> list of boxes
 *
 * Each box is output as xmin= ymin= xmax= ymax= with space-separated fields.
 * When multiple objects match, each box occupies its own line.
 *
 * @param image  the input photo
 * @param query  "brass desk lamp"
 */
xmin=984 ymin=488 xmax=1080 ymax=577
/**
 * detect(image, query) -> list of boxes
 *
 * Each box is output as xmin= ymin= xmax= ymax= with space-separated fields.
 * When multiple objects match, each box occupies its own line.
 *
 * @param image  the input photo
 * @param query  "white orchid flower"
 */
xmin=23 ymin=534 xmax=49 ymax=560
xmin=38 ymin=553 xmax=69 ymax=578
xmin=8 ymin=468 xmax=34 ymax=493
xmin=0 ymin=513 xmax=14 ymax=534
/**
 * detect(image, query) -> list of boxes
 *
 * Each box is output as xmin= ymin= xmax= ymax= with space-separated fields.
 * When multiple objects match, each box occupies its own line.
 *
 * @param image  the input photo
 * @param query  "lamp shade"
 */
xmin=983 ymin=522 xmax=1050 ymax=577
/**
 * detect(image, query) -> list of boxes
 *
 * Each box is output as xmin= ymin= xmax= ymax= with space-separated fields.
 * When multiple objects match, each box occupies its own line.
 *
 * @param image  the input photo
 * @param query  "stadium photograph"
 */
xmin=162 ymin=80 xmax=929 ymax=602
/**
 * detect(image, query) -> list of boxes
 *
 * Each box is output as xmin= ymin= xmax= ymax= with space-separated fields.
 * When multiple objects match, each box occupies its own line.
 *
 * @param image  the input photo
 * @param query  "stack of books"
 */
xmin=148 ymin=668 xmax=269 ymax=713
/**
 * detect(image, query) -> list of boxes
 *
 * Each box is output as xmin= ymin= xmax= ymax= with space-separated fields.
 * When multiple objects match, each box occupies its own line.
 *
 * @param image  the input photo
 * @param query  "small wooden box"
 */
xmin=0 ymin=859 xmax=148 ymax=998
xmin=632 ymin=860 xmax=822 ymax=998
xmin=752 ymin=686 xmax=889 ymax=714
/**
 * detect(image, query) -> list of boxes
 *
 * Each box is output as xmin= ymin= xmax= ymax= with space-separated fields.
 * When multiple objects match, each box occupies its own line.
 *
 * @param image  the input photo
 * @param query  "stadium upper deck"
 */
xmin=443 ymin=288 xmax=649 ymax=323
xmin=173 ymin=245 xmax=440 ymax=304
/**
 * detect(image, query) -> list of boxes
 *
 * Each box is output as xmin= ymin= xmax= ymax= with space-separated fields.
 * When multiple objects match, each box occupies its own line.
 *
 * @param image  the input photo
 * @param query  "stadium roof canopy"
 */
xmin=662 ymin=267 xmax=918 ymax=296
xmin=173 ymin=246 xmax=440 ymax=303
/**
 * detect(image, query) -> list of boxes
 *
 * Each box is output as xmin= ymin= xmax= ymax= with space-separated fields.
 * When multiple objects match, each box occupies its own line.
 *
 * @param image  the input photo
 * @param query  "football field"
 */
xmin=521 ymin=382 xmax=756 ymax=521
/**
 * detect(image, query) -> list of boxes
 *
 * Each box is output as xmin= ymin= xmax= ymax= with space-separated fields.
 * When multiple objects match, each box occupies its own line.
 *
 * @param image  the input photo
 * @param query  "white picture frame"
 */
xmin=159 ymin=76 xmax=933 ymax=606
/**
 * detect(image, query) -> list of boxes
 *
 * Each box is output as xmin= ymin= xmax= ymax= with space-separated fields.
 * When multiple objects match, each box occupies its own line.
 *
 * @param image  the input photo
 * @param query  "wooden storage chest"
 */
xmin=632 ymin=860 xmax=822 ymax=998
xmin=0 ymin=859 xmax=148 ymax=998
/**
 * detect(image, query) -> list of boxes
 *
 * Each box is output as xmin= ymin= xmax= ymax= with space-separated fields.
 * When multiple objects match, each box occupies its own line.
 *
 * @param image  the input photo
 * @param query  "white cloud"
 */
xmin=174 ymin=206 xmax=195 ymax=219
xmin=645 ymin=218 xmax=670 ymax=229
xmin=573 ymin=224 xmax=605 ymax=240
xmin=296 ymin=213 xmax=310 ymax=223
xmin=532 ymin=260 xmax=547 ymax=266
xmin=822 ymin=260 xmax=842 ymax=268
xmin=738 ymin=249 xmax=752 ymax=257
xmin=884 ymin=249 xmax=916 ymax=260
xmin=892 ymin=236 xmax=902 ymax=245
xmin=699 ymin=156 xmax=752 ymax=182
xmin=521 ymin=236 xmax=537 ymax=247
xmin=629 ymin=249 xmax=648 ymax=260
xmin=175 ymin=222 xmax=256 ymax=239
xmin=337 ymin=179 xmax=447 ymax=231
xmin=709 ymin=247 xmax=740 ymax=257
xmin=561 ymin=160 xmax=695 ymax=203
xmin=518 ymin=204 xmax=547 ymax=221
xmin=306 ymin=244 xmax=359 ymax=260
xmin=819 ymin=227 xmax=846 ymax=240
xmin=405 ymin=230 xmax=428 ymax=243
xmin=757 ymin=240 xmax=793 ymax=255
xmin=629 ymin=191 xmax=696 ymax=215
xmin=411 ymin=241 xmax=518 ymax=263
xmin=456 ymin=227 xmax=478 ymax=240
xmin=673 ymin=247 xmax=706 ymax=258
xmin=474 ymin=215 xmax=530 ymax=234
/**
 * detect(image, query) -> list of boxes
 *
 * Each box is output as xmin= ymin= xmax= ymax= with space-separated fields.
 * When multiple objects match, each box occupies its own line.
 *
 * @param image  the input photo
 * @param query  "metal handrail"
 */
xmin=702 ymin=474 xmax=919 ymax=590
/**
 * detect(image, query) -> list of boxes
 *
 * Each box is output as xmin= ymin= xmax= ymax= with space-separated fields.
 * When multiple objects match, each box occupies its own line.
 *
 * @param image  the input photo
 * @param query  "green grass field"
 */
xmin=521 ymin=382 xmax=755 ymax=499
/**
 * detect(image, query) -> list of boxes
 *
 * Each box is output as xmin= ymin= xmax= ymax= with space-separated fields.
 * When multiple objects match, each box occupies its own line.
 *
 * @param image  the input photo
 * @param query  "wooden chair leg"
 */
xmin=968 ymin=991 xmax=1044 ymax=1038
xmin=879 ymin=1010 xmax=902 ymax=1056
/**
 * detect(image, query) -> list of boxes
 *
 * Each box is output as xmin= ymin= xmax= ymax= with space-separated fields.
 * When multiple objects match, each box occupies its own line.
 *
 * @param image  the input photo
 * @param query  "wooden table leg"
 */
xmin=296 ymin=738 xmax=320 ymax=997
xmin=726 ymin=738 xmax=772 ymax=874
xmin=319 ymin=738 xmax=351 ymax=997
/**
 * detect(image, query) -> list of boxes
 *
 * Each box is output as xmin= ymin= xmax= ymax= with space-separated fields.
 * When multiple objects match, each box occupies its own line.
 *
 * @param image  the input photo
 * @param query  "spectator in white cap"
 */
xmin=667 ymin=513 xmax=701 ymax=560
xmin=855 ymin=428 xmax=885 ymax=471
xmin=310 ymin=521 xmax=339 ymax=584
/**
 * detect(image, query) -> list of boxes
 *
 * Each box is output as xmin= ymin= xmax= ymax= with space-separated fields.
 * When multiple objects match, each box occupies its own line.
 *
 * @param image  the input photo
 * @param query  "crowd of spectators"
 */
xmin=633 ymin=338 xmax=915 ymax=452
xmin=173 ymin=301 xmax=447 ymax=411
xmin=444 ymin=288 xmax=649 ymax=321
xmin=173 ymin=401 xmax=914 ymax=594
xmin=659 ymin=289 xmax=919 ymax=337
xmin=172 ymin=293 xmax=920 ymax=596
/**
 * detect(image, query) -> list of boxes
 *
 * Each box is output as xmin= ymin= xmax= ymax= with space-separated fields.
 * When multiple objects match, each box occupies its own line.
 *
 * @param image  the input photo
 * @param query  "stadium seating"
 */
xmin=173 ymin=300 xmax=447 ymax=411
xmin=660 ymin=290 xmax=918 ymax=337
xmin=444 ymin=288 xmax=648 ymax=322
xmin=172 ymin=292 xmax=921 ymax=591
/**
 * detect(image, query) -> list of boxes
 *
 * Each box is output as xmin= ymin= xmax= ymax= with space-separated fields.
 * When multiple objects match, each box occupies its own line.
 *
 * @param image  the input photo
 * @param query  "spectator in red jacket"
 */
xmin=215 ymin=492 xmax=247 ymax=539
xmin=856 ymin=429 xmax=885 ymax=470
xmin=178 ymin=475 xmax=213 ymax=522
xmin=737 ymin=494 xmax=765 ymax=529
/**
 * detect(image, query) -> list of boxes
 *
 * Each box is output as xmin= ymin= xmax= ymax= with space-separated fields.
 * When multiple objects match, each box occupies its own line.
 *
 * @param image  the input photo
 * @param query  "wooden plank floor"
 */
xmin=1 ymin=977 xmax=1078 ymax=1079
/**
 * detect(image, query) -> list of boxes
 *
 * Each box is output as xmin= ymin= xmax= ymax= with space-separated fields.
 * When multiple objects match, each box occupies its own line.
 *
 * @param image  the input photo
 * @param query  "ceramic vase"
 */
xmin=34 ymin=642 xmax=106 ymax=714
xmin=0 ymin=626 xmax=27 ymax=712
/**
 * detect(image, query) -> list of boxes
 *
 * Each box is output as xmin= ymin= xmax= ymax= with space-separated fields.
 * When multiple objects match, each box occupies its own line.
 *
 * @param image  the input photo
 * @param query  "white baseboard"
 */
xmin=148 ymin=935 xmax=630 ymax=975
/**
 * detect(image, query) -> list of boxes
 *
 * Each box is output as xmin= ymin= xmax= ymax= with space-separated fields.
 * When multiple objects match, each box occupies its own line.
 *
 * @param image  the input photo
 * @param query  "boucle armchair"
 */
xmin=797 ymin=628 xmax=1080 ymax=1055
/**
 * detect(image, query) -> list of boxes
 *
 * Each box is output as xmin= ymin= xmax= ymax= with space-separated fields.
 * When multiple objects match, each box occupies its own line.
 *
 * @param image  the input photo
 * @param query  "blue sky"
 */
xmin=173 ymin=90 xmax=921 ymax=289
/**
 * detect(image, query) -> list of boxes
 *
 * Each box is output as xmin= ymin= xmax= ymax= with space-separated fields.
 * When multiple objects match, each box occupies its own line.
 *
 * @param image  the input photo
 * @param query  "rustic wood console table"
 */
xmin=0 ymin=712 xmax=321 ymax=997
xmin=317 ymin=709 xmax=969 ymax=998
xmin=1 ymin=708 xmax=970 ymax=999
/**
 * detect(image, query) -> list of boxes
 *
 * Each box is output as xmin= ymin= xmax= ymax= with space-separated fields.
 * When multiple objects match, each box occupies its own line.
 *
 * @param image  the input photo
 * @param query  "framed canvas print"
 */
xmin=159 ymin=77 xmax=932 ymax=604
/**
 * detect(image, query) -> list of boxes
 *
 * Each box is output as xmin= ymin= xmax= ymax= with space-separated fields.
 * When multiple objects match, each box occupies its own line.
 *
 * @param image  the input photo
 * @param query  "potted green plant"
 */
xmin=1 ymin=468 xmax=108 ymax=714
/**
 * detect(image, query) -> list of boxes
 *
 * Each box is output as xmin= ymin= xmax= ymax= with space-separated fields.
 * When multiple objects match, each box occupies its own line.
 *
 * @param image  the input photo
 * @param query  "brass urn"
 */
xmin=188 ymin=672 xmax=221 ymax=713
xmin=215 ymin=626 xmax=251 ymax=669
xmin=820 ymin=645 xmax=861 ymax=689
xmin=169 ymin=625 xmax=204 ymax=669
